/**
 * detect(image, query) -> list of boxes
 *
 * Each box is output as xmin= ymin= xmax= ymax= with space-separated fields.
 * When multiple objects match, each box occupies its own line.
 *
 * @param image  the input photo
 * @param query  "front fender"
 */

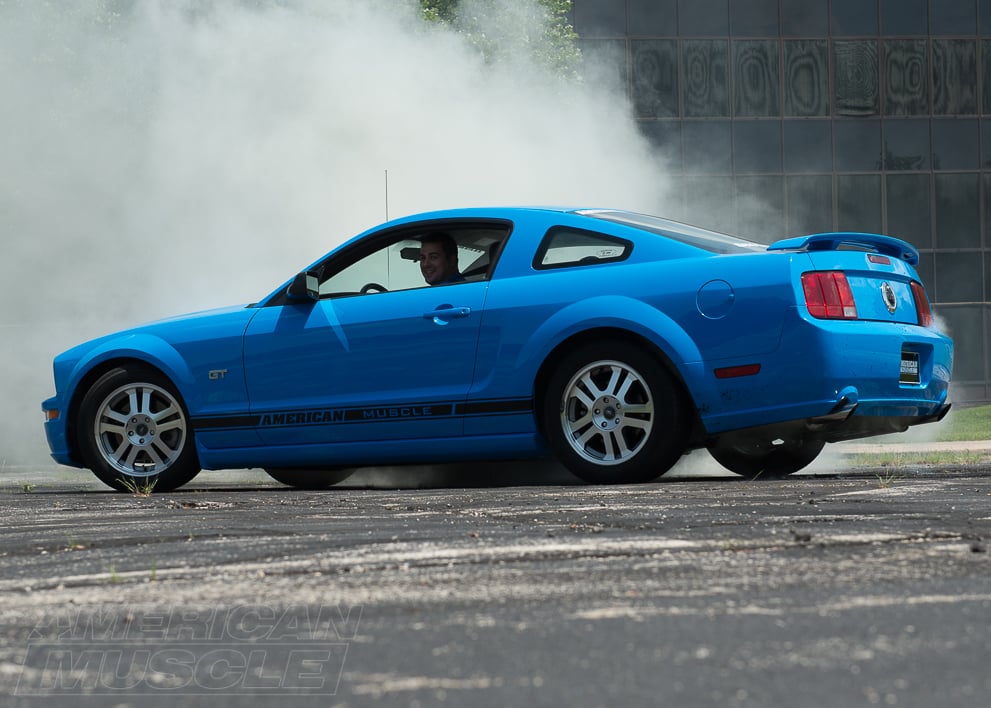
xmin=63 ymin=333 xmax=202 ymax=411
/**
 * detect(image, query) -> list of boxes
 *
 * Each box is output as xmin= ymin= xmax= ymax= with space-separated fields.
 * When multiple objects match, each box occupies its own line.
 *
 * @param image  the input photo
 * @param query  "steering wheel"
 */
xmin=359 ymin=282 xmax=388 ymax=294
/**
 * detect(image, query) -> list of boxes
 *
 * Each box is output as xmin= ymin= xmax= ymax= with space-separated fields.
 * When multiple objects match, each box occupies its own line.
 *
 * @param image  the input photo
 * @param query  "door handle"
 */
xmin=424 ymin=306 xmax=471 ymax=325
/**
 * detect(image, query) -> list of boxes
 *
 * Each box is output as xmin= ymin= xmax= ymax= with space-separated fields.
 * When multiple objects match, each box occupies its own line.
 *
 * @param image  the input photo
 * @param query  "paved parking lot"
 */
xmin=1 ymin=459 xmax=990 ymax=707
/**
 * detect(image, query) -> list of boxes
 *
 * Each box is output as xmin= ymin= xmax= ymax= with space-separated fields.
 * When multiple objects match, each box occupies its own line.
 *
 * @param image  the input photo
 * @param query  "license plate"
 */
xmin=900 ymin=351 xmax=920 ymax=384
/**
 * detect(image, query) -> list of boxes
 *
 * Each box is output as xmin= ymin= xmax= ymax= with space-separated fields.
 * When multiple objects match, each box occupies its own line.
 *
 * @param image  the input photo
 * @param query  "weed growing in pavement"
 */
xmin=21 ymin=483 xmax=35 ymax=493
xmin=118 ymin=475 xmax=158 ymax=497
xmin=108 ymin=564 xmax=121 ymax=584
xmin=64 ymin=536 xmax=86 ymax=551
xmin=875 ymin=470 xmax=901 ymax=489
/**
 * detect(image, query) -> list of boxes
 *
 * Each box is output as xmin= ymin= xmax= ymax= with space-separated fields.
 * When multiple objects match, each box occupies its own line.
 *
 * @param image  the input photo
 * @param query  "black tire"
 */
xmin=265 ymin=468 xmax=354 ymax=489
xmin=76 ymin=364 xmax=200 ymax=493
xmin=708 ymin=438 xmax=825 ymax=480
xmin=542 ymin=342 xmax=689 ymax=484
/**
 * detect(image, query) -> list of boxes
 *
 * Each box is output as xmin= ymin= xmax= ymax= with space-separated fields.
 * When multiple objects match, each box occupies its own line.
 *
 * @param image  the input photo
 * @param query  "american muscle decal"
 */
xmin=192 ymin=398 xmax=532 ymax=431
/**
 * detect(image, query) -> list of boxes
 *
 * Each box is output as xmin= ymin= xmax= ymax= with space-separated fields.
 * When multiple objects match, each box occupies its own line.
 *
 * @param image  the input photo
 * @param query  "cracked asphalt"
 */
xmin=1 ymin=458 xmax=990 ymax=708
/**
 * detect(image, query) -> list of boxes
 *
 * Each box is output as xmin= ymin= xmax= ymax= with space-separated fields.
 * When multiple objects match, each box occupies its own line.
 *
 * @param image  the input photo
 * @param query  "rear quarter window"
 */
xmin=533 ymin=227 xmax=632 ymax=270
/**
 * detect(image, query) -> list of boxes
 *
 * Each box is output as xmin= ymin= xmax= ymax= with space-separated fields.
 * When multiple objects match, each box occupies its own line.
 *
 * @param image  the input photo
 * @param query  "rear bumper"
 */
xmin=706 ymin=398 xmax=951 ymax=450
xmin=695 ymin=309 xmax=953 ymax=438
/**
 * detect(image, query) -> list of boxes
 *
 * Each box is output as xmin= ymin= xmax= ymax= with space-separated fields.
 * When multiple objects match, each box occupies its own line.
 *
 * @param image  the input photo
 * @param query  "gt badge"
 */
xmin=881 ymin=282 xmax=897 ymax=313
xmin=208 ymin=369 xmax=228 ymax=380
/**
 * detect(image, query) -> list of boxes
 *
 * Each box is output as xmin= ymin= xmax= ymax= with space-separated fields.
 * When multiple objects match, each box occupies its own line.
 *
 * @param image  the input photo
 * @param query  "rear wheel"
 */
xmin=265 ymin=468 xmax=354 ymax=489
xmin=708 ymin=437 xmax=825 ymax=479
xmin=77 ymin=364 xmax=200 ymax=493
xmin=543 ymin=342 xmax=689 ymax=484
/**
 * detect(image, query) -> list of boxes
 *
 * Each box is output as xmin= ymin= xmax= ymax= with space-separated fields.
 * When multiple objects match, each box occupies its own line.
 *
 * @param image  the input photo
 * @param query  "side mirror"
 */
xmin=286 ymin=271 xmax=320 ymax=302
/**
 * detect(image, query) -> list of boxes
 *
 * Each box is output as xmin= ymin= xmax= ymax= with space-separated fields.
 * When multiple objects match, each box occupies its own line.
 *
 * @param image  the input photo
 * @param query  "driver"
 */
xmin=418 ymin=232 xmax=465 ymax=286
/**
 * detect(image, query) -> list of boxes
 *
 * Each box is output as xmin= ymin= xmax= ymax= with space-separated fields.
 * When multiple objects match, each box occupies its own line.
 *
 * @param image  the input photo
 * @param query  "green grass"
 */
xmin=852 ymin=450 xmax=991 ymax=468
xmin=934 ymin=403 xmax=991 ymax=442
xmin=844 ymin=403 xmax=991 ymax=468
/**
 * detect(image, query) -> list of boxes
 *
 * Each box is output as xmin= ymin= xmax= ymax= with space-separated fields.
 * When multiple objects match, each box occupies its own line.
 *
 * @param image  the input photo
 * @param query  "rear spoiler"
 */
xmin=766 ymin=232 xmax=919 ymax=266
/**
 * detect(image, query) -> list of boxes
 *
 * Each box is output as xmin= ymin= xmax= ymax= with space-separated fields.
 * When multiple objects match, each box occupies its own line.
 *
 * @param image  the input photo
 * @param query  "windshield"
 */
xmin=576 ymin=210 xmax=766 ymax=255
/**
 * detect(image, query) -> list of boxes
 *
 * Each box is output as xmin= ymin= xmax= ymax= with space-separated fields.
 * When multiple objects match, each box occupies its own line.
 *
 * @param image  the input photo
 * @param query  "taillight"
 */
xmin=801 ymin=272 xmax=858 ymax=319
xmin=911 ymin=281 xmax=934 ymax=327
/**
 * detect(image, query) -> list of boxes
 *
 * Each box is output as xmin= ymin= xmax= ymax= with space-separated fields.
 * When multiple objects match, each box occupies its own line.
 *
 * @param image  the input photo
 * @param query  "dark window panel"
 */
xmin=883 ymin=118 xmax=931 ymax=171
xmin=931 ymin=0 xmax=978 ymax=36
xmin=880 ymin=0 xmax=928 ymax=35
xmin=682 ymin=40 xmax=730 ymax=117
xmin=683 ymin=120 xmax=733 ymax=173
xmin=628 ymin=0 xmax=678 ymax=37
xmin=786 ymin=175 xmax=833 ymax=235
xmin=834 ymin=119 xmax=883 ymax=171
xmin=735 ymin=176 xmax=785 ymax=243
xmin=916 ymin=252 xmax=936 ymax=295
xmin=730 ymin=0 xmax=779 ymax=36
xmin=884 ymin=40 xmax=929 ymax=116
xmin=932 ymin=119 xmax=979 ymax=170
xmin=639 ymin=121 xmax=683 ymax=173
xmin=983 ymin=41 xmax=991 ymax=113
xmin=784 ymin=40 xmax=829 ymax=116
xmin=935 ymin=174 xmax=980 ymax=248
xmin=886 ymin=173 xmax=933 ymax=248
xmin=678 ymin=0 xmax=728 ymax=36
xmin=935 ymin=255 xmax=983 ymax=303
xmin=579 ymin=39 xmax=629 ymax=97
xmin=830 ymin=0 xmax=879 ymax=36
xmin=937 ymin=307 xmax=984 ymax=378
xmin=834 ymin=41 xmax=880 ymax=116
xmin=682 ymin=176 xmax=736 ymax=233
xmin=836 ymin=175 xmax=882 ymax=234
xmin=781 ymin=0 xmax=828 ymax=36
xmin=783 ymin=120 xmax=833 ymax=172
xmin=984 ymin=174 xmax=991 ymax=243
xmin=734 ymin=120 xmax=783 ymax=173
xmin=986 ymin=254 xmax=991 ymax=302
xmin=632 ymin=40 xmax=679 ymax=118
xmin=837 ymin=174 xmax=883 ymax=233
xmin=733 ymin=40 xmax=780 ymax=116
xmin=984 ymin=0 xmax=991 ymax=34
xmin=932 ymin=39 xmax=978 ymax=115
xmin=573 ymin=0 xmax=626 ymax=37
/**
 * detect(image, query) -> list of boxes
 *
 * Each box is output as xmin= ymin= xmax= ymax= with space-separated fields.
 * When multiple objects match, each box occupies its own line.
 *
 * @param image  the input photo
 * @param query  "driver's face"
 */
xmin=419 ymin=242 xmax=455 ymax=285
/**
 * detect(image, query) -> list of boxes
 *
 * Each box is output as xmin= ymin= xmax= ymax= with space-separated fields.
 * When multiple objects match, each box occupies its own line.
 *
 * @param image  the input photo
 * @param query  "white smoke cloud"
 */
xmin=1 ymin=0 xmax=673 ymax=466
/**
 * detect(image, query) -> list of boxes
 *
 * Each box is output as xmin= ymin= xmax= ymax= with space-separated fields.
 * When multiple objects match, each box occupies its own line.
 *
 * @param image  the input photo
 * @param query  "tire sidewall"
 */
xmin=543 ymin=342 xmax=687 ymax=484
xmin=77 ymin=364 xmax=200 ymax=492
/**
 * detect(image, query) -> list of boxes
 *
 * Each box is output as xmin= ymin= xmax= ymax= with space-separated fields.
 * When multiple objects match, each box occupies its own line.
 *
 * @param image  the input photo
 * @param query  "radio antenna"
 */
xmin=384 ymin=169 xmax=389 ymax=221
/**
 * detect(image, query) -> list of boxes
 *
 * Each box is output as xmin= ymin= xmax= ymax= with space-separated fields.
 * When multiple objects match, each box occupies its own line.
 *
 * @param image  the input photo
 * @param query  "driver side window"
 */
xmin=317 ymin=223 xmax=511 ymax=299
xmin=319 ymin=240 xmax=425 ymax=297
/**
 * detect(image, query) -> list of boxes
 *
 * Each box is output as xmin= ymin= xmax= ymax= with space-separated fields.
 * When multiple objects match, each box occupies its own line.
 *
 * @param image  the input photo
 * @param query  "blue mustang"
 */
xmin=42 ymin=207 xmax=953 ymax=491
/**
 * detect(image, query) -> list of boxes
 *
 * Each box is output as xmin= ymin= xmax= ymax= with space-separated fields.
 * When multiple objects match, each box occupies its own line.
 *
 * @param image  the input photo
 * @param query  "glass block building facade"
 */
xmin=572 ymin=0 xmax=991 ymax=403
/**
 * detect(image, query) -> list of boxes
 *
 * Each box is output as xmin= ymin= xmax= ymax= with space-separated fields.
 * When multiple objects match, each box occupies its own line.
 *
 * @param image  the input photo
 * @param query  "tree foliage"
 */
xmin=419 ymin=0 xmax=581 ymax=79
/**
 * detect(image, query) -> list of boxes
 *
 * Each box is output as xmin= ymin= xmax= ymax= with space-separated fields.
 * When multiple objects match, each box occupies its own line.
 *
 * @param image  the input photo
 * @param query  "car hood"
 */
xmin=56 ymin=304 xmax=256 ymax=358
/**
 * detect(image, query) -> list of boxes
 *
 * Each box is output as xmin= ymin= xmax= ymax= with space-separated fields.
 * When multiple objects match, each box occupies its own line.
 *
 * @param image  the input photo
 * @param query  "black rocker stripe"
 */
xmin=192 ymin=397 xmax=532 ymax=432
xmin=456 ymin=398 xmax=533 ymax=416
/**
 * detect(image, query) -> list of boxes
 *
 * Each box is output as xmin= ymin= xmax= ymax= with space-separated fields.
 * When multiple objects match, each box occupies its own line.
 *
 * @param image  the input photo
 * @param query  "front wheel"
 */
xmin=542 ymin=342 xmax=689 ymax=484
xmin=708 ymin=437 xmax=825 ymax=480
xmin=76 ymin=364 xmax=201 ymax=492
